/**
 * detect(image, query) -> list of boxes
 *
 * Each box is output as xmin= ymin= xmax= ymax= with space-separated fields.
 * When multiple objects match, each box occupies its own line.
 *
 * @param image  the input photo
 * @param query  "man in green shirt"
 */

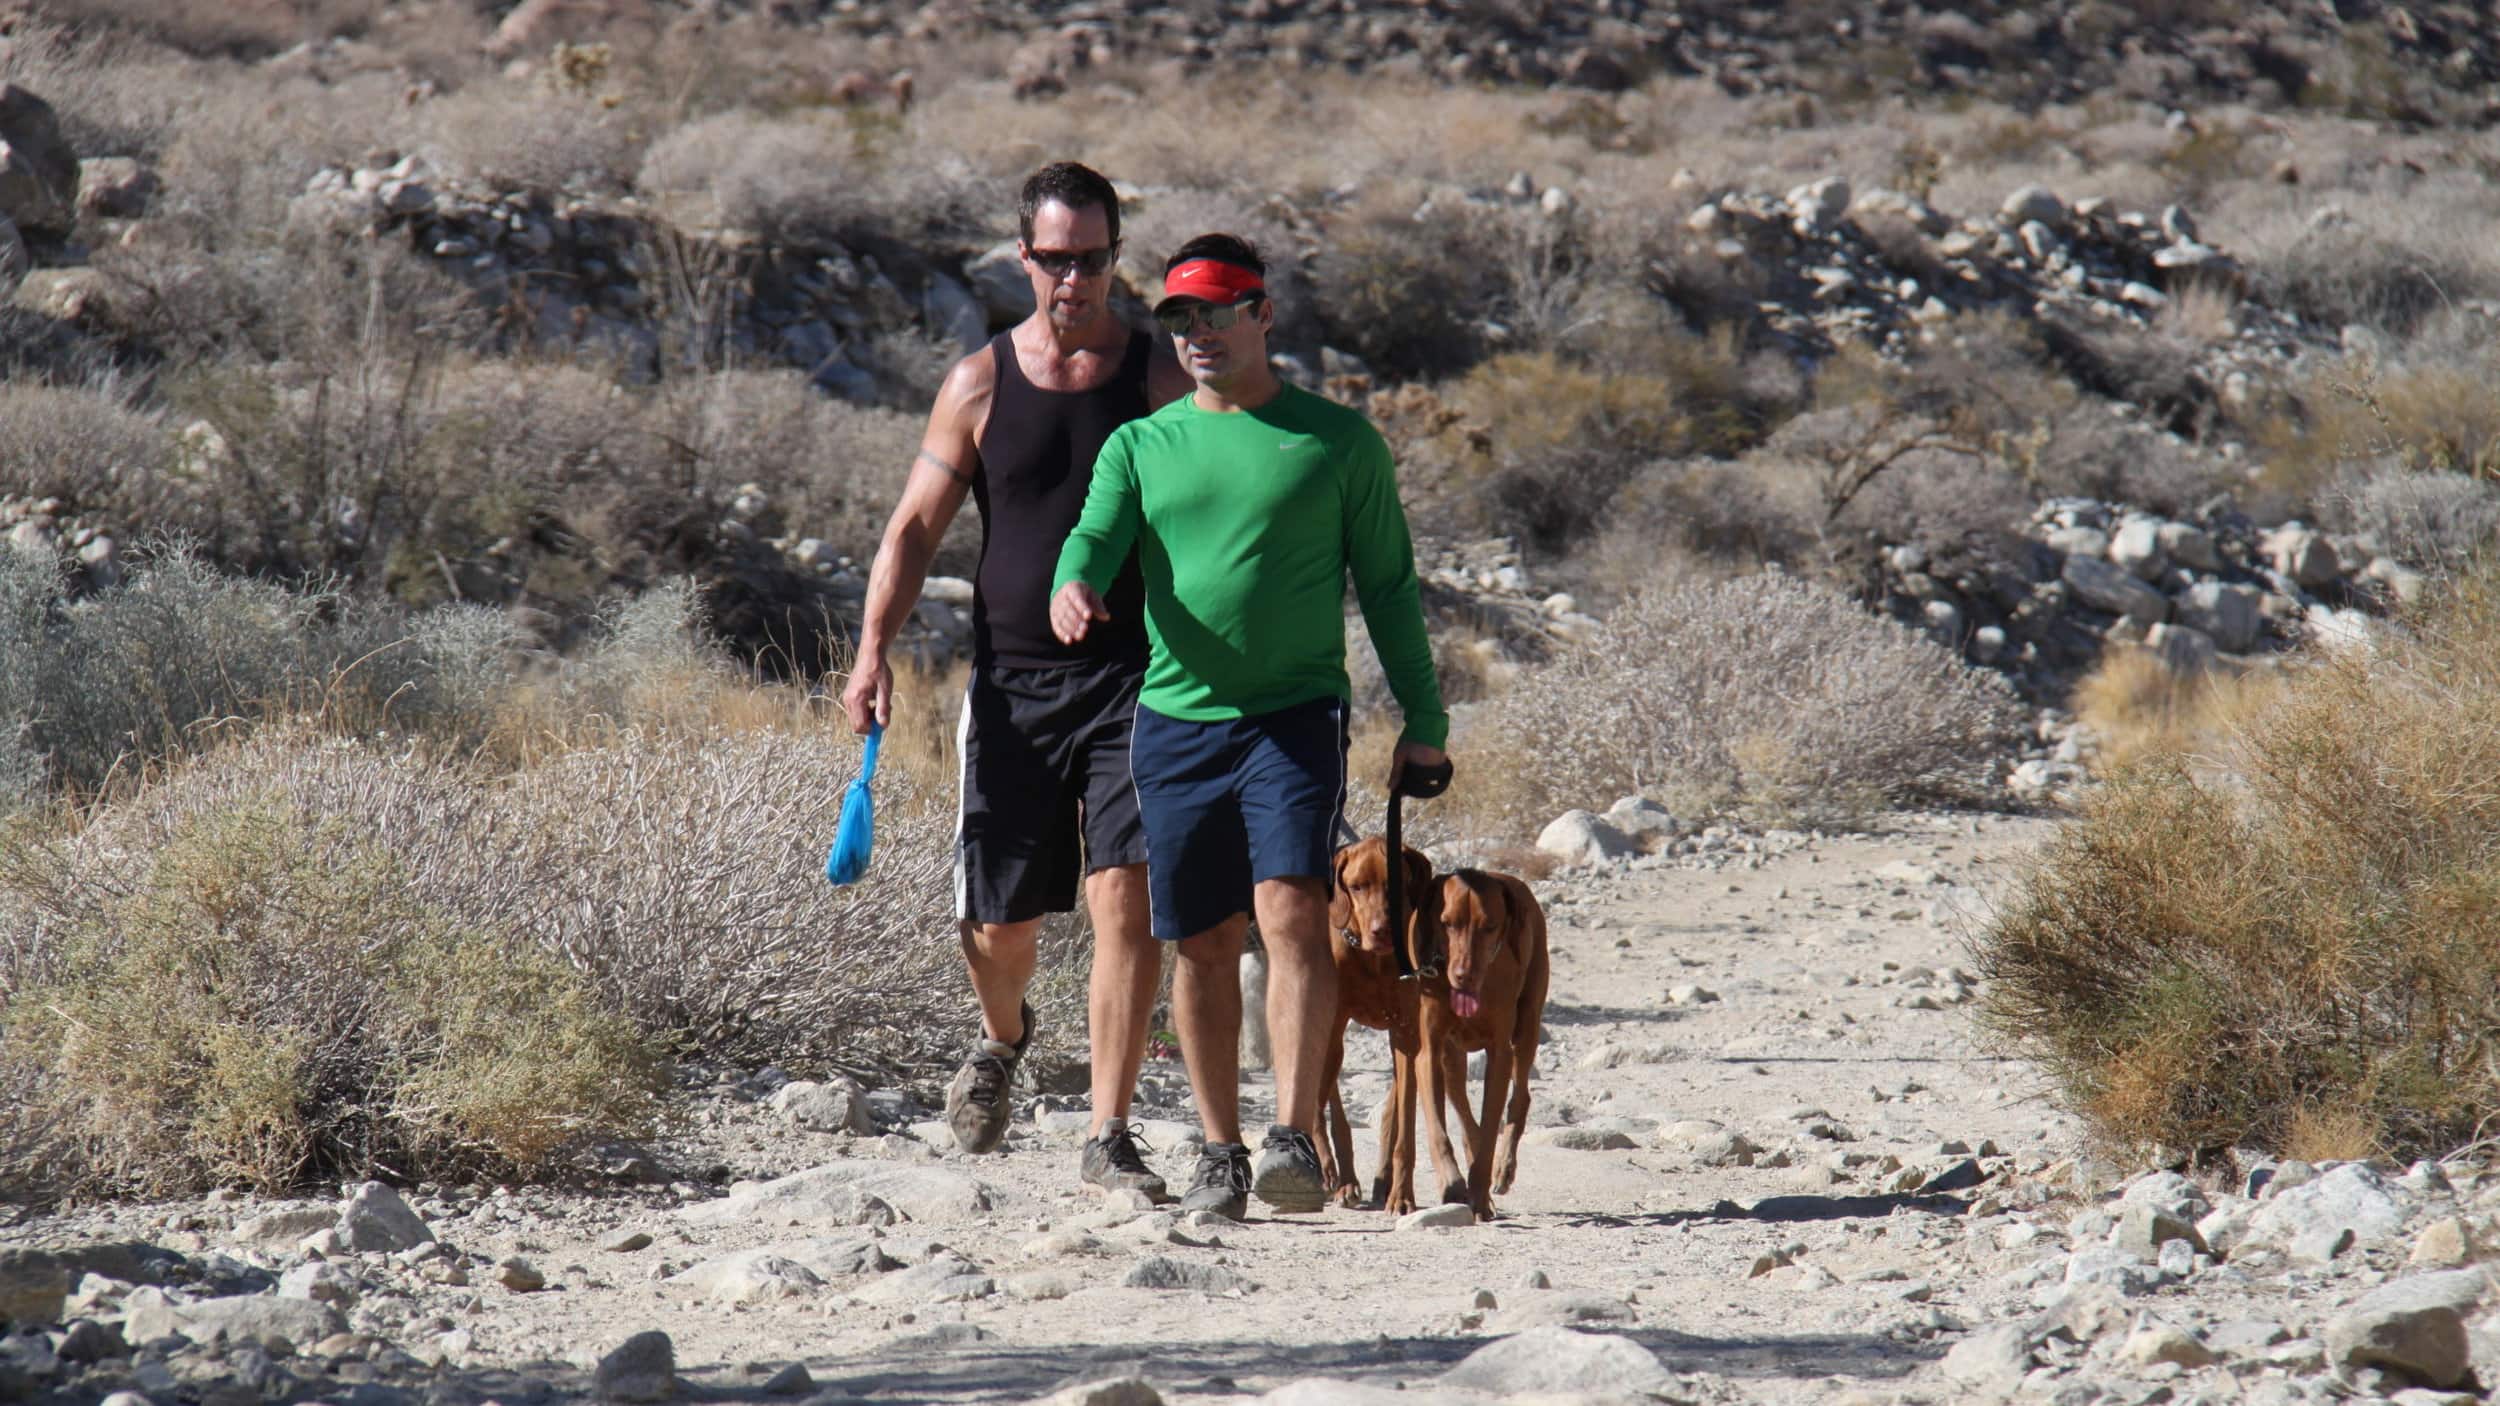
xmin=1050 ymin=233 xmax=1449 ymax=1218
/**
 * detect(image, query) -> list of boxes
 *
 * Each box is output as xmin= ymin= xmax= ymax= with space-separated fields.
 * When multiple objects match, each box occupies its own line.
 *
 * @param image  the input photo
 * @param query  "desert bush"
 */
xmin=2068 ymin=645 xmax=2286 ymax=775
xmin=413 ymin=77 xmax=651 ymax=195
xmin=2254 ymin=343 xmax=2500 ymax=507
xmin=0 ymin=800 xmax=665 ymax=1196
xmin=1309 ymin=191 xmax=1510 ymax=380
xmin=0 ymin=381 xmax=171 ymax=507
xmin=1449 ymin=570 xmax=2021 ymax=831
xmin=1974 ymin=567 xmax=2500 ymax=1163
xmin=637 ymin=111 xmax=858 ymax=243
xmin=2327 ymin=465 xmax=2500 ymax=576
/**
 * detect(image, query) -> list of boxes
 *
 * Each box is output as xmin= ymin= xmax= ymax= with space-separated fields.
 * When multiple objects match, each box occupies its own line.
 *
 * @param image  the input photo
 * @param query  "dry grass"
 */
xmin=2068 ymin=646 xmax=2288 ymax=774
xmin=1974 ymin=565 xmax=2500 ymax=1162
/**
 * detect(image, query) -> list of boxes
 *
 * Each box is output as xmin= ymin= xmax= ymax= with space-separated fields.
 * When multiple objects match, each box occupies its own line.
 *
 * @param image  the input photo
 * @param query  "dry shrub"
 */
xmin=412 ymin=76 xmax=651 ymax=195
xmin=1309 ymin=191 xmax=1510 ymax=380
xmin=2326 ymin=465 xmax=2500 ymax=577
xmin=33 ymin=0 xmax=384 ymax=58
xmin=0 ymin=381 xmax=171 ymax=507
xmin=2069 ymin=646 xmax=2287 ymax=774
xmin=2254 ymin=342 xmax=2500 ymax=507
xmin=0 ymin=801 xmax=665 ymax=1196
xmin=637 ymin=111 xmax=857 ymax=243
xmin=1449 ymin=571 xmax=2021 ymax=833
xmin=1974 ymin=566 xmax=2500 ymax=1162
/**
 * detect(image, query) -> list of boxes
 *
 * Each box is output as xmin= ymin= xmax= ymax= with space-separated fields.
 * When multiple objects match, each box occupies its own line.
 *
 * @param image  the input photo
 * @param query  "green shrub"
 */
xmin=0 ymin=802 xmax=665 ymax=1196
xmin=1972 ymin=569 xmax=2500 ymax=1163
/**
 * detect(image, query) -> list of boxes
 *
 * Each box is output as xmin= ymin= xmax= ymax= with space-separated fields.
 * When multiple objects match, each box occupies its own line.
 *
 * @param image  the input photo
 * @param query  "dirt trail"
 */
xmin=249 ymin=811 xmax=2071 ymax=1404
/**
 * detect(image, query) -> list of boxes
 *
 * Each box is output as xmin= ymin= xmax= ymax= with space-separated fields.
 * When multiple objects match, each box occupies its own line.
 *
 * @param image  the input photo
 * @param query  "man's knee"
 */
xmin=1176 ymin=923 xmax=1245 ymax=968
xmin=962 ymin=918 xmax=1042 ymax=961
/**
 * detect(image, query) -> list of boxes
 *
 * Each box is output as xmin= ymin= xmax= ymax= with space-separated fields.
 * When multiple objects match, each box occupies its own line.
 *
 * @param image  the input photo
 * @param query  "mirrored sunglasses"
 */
xmin=1154 ymin=295 xmax=1266 ymax=336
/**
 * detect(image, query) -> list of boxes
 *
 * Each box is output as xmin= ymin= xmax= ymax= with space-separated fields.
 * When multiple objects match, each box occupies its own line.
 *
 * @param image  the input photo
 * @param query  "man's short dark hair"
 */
xmin=1165 ymin=233 xmax=1265 ymax=277
xmin=1018 ymin=162 xmax=1120 ymax=247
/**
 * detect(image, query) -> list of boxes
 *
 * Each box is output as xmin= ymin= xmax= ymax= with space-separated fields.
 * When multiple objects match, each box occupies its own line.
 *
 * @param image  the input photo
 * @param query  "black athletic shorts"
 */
xmin=955 ymin=655 xmax=1149 ymax=925
xmin=1128 ymin=696 xmax=1349 ymax=941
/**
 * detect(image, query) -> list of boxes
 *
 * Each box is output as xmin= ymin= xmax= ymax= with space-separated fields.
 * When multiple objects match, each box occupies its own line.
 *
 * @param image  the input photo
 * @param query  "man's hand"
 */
xmin=1051 ymin=580 xmax=1110 ymax=644
xmin=840 ymin=650 xmax=892 ymax=734
xmin=1387 ymin=740 xmax=1450 ymax=795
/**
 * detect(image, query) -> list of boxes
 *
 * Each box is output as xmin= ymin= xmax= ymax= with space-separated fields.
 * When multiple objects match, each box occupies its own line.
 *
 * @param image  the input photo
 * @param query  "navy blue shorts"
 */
xmin=1129 ymin=697 xmax=1349 ymax=941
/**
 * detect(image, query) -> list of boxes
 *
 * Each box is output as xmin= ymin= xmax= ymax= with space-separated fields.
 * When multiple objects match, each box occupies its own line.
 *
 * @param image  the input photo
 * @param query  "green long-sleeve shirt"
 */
xmin=1052 ymin=385 xmax=1448 ymax=748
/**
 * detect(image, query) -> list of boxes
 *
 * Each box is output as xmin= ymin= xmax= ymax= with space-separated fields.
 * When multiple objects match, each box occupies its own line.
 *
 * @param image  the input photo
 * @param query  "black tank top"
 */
xmin=971 ymin=327 xmax=1151 ymax=668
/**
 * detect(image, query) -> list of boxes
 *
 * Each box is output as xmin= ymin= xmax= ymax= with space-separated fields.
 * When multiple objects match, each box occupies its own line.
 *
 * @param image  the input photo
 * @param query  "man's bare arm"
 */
xmin=840 ymin=352 xmax=992 ymax=731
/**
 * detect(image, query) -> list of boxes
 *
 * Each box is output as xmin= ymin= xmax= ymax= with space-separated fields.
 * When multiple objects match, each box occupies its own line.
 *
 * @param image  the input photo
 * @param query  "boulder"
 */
xmin=964 ymin=240 xmax=1031 ymax=322
xmin=920 ymin=270 xmax=988 ymax=357
xmin=1785 ymin=177 xmax=1850 ymax=234
xmin=2061 ymin=555 xmax=2168 ymax=625
xmin=594 ymin=1330 xmax=677 ymax=1402
xmin=2108 ymin=518 xmax=2169 ymax=580
xmin=121 ymin=1288 xmax=345 ymax=1350
xmin=1999 ymin=184 xmax=2067 ymax=229
xmin=231 ymin=1207 xmax=339 ymax=1254
xmin=681 ymin=1163 xmax=990 ymax=1227
xmin=1536 ymin=810 xmax=1634 ymax=867
xmin=2247 ymin=1162 xmax=2409 ymax=1253
xmin=2174 ymin=581 xmax=2262 ymax=653
xmin=2145 ymin=621 xmax=2216 ymax=674
xmin=769 ymin=1077 xmax=873 ymax=1135
xmin=2156 ymin=521 xmax=2221 ymax=572
xmin=0 ymin=85 xmax=78 ymax=237
xmin=2325 ymin=1271 xmax=2486 ymax=1388
xmin=1940 ymin=1323 xmax=2034 ymax=1394
xmin=2262 ymin=525 xmax=2341 ymax=588
xmin=1440 ymin=1325 xmax=1676 ymax=1396
xmin=336 ymin=1182 xmax=433 ymax=1252
xmin=0 ymin=1249 xmax=72 ymax=1327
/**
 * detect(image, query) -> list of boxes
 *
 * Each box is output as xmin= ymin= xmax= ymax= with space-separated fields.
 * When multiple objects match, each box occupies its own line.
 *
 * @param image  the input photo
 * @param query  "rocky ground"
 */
xmin=9 ymin=811 xmax=2500 ymax=1405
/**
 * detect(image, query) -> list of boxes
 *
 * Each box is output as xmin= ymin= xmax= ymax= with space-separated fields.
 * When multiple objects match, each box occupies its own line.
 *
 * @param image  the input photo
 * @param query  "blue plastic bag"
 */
xmin=824 ymin=721 xmax=882 ymax=886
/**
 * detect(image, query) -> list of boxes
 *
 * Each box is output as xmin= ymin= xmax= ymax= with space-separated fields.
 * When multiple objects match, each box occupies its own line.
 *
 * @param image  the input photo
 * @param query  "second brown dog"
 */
xmin=1415 ymin=867 xmax=1551 ymax=1220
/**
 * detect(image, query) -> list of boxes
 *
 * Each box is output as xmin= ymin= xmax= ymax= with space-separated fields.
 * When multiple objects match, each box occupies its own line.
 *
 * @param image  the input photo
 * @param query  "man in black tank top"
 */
xmin=843 ymin=162 xmax=1192 ymax=1196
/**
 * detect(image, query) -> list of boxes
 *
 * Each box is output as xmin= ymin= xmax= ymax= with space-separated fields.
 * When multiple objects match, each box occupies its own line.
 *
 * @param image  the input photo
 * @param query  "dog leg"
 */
xmin=1494 ymin=1033 xmax=1534 ymax=1196
xmin=1415 ymin=1006 xmax=1468 ymax=1208
xmin=1472 ymin=1027 xmax=1512 ymax=1220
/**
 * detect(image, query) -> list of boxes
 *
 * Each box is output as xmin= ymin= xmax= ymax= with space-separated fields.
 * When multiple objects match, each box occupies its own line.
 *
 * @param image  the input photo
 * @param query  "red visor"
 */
xmin=1155 ymin=258 xmax=1265 ymax=311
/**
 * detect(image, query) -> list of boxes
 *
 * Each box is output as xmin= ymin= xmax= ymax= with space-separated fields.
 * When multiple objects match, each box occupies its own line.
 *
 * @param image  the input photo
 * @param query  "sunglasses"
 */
xmin=1027 ymin=244 xmax=1119 ymax=278
xmin=1154 ymin=295 xmax=1266 ymax=336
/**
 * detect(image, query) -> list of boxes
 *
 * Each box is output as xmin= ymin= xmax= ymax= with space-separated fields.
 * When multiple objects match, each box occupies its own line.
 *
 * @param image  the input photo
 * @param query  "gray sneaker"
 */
xmin=944 ymin=1002 xmax=1033 ymax=1155
xmin=1252 ymin=1124 xmax=1326 ymax=1214
xmin=1080 ymin=1120 xmax=1170 ymax=1202
xmin=1178 ymin=1141 xmax=1251 ymax=1221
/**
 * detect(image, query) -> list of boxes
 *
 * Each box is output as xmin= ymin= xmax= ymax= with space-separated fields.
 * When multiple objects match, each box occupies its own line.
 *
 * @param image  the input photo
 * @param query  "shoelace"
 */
xmin=962 ymin=1048 xmax=1012 ymax=1106
xmin=1193 ymin=1148 xmax=1250 ymax=1194
xmin=1101 ymin=1125 xmax=1158 ymax=1173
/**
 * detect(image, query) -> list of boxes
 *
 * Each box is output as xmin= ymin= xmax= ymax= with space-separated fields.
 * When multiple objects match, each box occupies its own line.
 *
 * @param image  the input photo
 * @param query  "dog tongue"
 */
xmin=1452 ymin=990 xmax=1480 ymax=1019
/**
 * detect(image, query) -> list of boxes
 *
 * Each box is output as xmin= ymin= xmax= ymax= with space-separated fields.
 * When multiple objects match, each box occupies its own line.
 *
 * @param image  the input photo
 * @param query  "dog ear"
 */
xmin=1402 ymin=848 xmax=1432 ymax=898
xmin=1329 ymin=850 xmax=1353 ymax=931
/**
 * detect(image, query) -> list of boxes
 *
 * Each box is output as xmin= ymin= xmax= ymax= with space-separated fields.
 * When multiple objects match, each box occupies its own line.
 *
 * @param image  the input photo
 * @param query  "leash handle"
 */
xmin=857 ymin=720 xmax=883 ymax=783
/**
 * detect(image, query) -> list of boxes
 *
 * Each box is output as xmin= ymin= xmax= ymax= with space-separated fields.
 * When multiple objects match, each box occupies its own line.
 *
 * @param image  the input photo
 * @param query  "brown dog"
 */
xmin=1320 ymin=838 xmax=1478 ymax=1212
xmin=1416 ymin=868 xmax=1551 ymax=1220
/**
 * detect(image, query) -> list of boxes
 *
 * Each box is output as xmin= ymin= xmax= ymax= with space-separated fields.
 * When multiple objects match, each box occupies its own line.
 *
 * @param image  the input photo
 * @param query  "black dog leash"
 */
xmin=1385 ymin=757 xmax=1454 ymax=980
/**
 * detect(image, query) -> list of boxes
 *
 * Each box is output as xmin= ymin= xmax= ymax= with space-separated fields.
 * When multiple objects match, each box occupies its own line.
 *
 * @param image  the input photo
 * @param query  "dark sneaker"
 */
xmin=944 ymin=1002 xmax=1033 ymax=1155
xmin=1252 ymin=1124 xmax=1326 ymax=1214
xmin=1080 ymin=1120 xmax=1171 ymax=1202
xmin=1178 ymin=1141 xmax=1251 ymax=1221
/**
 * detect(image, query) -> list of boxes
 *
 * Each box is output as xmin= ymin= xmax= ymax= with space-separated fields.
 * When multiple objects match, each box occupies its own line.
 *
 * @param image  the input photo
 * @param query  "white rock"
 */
xmin=1397 ymin=1203 xmax=1478 ymax=1230
xmin=1441 ymin=1325 xmax=1675 ymax=1395
xmin=770 ymin=1077 xmax=873 ymax=1135
xmin=2174 ymin=581 xmax=2262 ymax=653
xmin=1536 ymin=810 xmax=1635 ymax=867
xmin=336 ymin=1182 xmax=433 ymax=1253
xmin=2108 ymin=518 xmax=2169 ymax=580
xmin=681 ymin=1164 xmax=988 ymax=1227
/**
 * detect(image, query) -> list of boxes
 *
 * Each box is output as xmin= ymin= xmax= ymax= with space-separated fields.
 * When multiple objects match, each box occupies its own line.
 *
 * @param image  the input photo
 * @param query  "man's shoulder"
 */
xmin=1272 ymin=384 xmax=1388 ymax=457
